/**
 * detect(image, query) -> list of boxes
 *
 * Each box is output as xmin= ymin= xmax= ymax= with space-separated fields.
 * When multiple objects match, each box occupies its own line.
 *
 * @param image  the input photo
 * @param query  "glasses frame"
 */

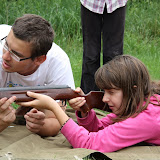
xmin=0 ymin=36 xmax=32 ymax=62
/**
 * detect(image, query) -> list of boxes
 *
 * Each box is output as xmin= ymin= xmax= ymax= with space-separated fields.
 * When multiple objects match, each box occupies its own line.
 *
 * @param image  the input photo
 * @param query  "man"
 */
xmin=0 ymin=14 xmax=75 ymax=136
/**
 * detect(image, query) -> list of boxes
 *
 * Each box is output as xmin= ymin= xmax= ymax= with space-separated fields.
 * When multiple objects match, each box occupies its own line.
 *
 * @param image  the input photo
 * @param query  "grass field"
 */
xmin=0 ymin=0 xmax=160 ymax=87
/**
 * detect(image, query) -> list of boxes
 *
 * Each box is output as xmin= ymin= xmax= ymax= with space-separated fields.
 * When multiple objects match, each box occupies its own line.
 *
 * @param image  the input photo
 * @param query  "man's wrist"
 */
xmin=0 ymin=121 xmax=10 ymax=132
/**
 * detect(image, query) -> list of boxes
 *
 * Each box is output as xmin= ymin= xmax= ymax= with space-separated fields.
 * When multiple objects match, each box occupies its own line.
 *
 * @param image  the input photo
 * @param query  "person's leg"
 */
xmin=102 ymin=5 xmax=126 ymax=64
xmin=80 ymin=4 xmax=102 ymax=94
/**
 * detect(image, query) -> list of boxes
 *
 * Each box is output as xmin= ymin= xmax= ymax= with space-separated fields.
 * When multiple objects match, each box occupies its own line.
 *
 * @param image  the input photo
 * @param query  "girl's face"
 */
xmin=103 ymin=89 xmax=123 ymax=114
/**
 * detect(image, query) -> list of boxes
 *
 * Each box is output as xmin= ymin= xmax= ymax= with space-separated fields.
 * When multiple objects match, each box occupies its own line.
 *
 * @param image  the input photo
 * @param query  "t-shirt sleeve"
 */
xmin=45 ymin=43 xmax=75 ymax=89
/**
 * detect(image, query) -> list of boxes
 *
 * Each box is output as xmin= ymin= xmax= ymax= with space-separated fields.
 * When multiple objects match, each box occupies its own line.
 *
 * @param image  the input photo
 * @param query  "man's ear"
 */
xmin=34 ymin=55 xmax=46 ymax=65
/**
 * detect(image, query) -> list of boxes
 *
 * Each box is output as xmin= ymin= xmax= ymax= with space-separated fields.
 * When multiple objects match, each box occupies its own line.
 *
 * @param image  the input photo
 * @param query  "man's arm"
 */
xmin=25 ymin=102 xmax=66 ymax=137
xmin=24 ymin=109 xmax=61 ymax=136
xmin=38 ymin=116 xmax=61 ymax=137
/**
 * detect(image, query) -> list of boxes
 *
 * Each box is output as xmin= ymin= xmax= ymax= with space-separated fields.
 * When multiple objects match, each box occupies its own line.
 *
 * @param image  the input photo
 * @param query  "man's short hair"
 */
xmin=12 ymin=14 xmax=54 ymax=59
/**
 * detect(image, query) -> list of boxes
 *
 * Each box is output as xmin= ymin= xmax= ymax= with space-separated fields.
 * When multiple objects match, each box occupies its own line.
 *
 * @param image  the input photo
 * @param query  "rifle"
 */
xmin=0 ymin=85 xmax=107 ymax=114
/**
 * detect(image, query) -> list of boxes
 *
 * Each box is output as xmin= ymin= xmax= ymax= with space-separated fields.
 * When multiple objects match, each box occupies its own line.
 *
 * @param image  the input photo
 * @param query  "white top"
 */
xmin=0 ymin=24 xmax=75 ymax=89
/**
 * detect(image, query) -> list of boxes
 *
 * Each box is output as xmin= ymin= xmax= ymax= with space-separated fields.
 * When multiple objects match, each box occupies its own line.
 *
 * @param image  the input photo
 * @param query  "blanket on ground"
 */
xmin=0 ymin=109 xmax=160 ymax=160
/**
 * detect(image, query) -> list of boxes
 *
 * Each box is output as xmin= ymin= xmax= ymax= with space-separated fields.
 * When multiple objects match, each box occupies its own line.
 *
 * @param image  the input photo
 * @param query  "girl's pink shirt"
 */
xmin=61 ymin=95 xmax=160 ymax=153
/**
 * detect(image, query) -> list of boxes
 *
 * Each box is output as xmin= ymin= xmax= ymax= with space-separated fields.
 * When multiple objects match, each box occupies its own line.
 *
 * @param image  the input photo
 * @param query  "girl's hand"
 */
xmin=18 ymin=91 xmax=58 ymax=112
xmin=68 ymin=87 xmax=88 ymax=117
xmin=74 ymin=87 xmax=85 ymax=95
xmin=69 ymin=87 xmax=86 ymax=111
xmin=19 ymin=91 xmax=70 ymax=129
xmin=69 ymin=97 xmax=86 ymax=111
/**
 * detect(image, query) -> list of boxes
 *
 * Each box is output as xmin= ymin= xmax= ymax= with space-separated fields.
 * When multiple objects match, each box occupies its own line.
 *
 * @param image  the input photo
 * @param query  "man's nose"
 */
xmin=3 ymin=49 xmax=12 ymax=60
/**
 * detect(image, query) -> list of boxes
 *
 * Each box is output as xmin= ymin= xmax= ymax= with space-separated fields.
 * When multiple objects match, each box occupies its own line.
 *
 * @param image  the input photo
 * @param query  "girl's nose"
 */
xmin=102 ymin=93 xmax=110 ymax=103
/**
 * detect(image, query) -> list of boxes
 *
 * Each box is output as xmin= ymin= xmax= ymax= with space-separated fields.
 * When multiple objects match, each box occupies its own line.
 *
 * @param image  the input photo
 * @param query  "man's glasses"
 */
xmin=0 ymin=36 xmax=32 ymax=62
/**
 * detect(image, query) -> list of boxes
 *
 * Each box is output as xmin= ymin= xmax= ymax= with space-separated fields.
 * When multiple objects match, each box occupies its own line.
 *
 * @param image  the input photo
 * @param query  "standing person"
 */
xmin=0 ymin=14 xmax=75 ymax=136
xmin=80 ymin=0 xmax=128 ymax=94
xmin=18 ymin=55 xmax=160 ymax=153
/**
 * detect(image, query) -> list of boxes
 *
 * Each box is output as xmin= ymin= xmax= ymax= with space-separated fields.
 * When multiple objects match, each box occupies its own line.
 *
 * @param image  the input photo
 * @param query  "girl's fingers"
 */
xmin=18 ymin=99 xmax=39 ymax=107
xmin=16 ymin=91 xmax=35 ymax=106
xmin=69 ymin=97 xmax=86 ymax=111
xmin=75 ymin=87 xmax=81 ymax=92
xmin=75 ymin=87 xmax=84 ymax=95
xmin=18 ymin=102 xmax=31 ymax=107
xmin=26 ymin=91 xmax=41 ymax=99
xmin=18 ymin=92 xmax=55 ymax=111
xmin=69 ymin=97 xmax=85 ymax=106
xmin=18 ymin=91 xmax=45 ymax=106
xmin=74 ymin=98 xmax=86 ymax=107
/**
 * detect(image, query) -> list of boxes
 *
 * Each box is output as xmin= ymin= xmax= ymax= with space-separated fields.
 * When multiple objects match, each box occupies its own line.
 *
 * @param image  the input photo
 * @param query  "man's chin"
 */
xmin=2 ymin=66 xmax=12 ymax=73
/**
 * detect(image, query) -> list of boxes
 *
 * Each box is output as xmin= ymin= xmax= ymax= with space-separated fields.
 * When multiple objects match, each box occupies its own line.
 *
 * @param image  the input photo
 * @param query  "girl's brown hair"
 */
xmin=95 ymin=55 xmax=159 ymax=122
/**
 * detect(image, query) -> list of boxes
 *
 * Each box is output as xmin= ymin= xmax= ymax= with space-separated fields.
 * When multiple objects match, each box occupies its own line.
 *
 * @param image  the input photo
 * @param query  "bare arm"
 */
xmin=37 ymin=115 xmax=61 ymax=137
xmin=25 ymin=101 xmax=66 ymax=137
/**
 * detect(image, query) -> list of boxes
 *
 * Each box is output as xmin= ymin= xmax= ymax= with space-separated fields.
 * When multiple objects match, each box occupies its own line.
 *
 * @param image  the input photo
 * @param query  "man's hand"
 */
xmin=24 ymin=108 xmax=45 ymax=133
xmin=0 ymin=96 xmax=16 ymax=132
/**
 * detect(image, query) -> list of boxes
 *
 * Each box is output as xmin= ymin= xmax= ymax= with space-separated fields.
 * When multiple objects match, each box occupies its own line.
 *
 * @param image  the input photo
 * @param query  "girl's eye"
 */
xmin=109 ymin=90 xmax=114 ymax=94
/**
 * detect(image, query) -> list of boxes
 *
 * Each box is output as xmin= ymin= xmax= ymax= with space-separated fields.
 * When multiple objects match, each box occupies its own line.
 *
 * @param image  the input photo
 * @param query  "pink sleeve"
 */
xmin=76 ymin=109 xmax=116 ymax=132
xmin=61 ymin=107 xmax=160 ymax=153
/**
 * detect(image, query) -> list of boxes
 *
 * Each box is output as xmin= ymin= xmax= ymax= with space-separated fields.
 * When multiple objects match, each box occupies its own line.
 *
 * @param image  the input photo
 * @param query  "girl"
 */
xmin=18 ymin=55 xmax=160 ymax=153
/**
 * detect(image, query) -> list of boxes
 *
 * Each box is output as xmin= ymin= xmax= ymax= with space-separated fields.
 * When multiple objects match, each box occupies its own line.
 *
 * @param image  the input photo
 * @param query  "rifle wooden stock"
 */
xmin=0 ymin=85 xmax=107 ymax=113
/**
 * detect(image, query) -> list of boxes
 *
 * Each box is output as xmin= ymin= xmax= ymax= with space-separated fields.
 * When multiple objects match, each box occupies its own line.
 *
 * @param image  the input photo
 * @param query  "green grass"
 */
xmin=0 ymin=0 xmax=160 ymax=87
xmin=124 ymin=0 xmax=160 ymax=80
xmin=11 ymin=102 xmax=20 ymax=109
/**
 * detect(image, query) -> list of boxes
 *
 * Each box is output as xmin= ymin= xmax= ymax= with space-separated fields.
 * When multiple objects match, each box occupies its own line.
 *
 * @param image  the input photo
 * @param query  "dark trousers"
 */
xmin=80 ymin=4 xmax=126 ymax=94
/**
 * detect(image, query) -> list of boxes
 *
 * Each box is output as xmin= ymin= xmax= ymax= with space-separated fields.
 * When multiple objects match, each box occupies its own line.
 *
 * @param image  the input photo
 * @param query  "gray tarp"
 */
xmin=0 ymin=109 xmax=160 ymax=160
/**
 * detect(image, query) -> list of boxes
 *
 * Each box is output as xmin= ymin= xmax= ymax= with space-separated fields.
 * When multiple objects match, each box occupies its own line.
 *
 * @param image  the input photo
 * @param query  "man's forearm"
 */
xmin=37 ymin=117 xmax=61 ymax=137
